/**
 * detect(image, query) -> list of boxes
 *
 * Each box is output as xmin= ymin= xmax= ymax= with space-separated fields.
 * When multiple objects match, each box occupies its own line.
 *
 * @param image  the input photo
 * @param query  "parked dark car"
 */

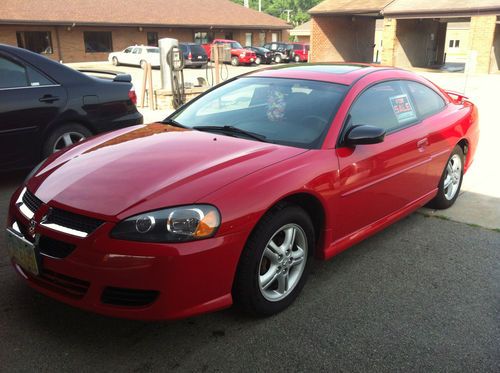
xmin=263 ymin=42 xmax=291 ymax=63
xmin=245 ymin=46 xmax=274 ymax=65
xmin=0 ymin=44 xmax=143 ymax=171
xmin=179 ymin=43 xmax=208 ymax=68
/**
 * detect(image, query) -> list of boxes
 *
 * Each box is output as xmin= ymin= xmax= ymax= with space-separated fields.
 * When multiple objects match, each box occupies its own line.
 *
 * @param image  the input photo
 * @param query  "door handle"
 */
xmin=417 ymin=138 xmax=429 ymax=152
xmin=39 ymin=95 xmax=60 ymax=103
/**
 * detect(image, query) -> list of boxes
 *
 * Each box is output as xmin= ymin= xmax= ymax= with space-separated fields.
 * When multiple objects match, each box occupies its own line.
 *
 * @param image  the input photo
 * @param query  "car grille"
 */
xmin=101 ymin=287 xmax=159 ymax=307
xmin=45 ymin=208 xmax=104 ymax=235
xmin=23 ymin=189 xmax=42 ymax=213
xmin=28 ymin=269 xmax=90 ymax=299
xmin=38 ymin=235 xmax=76 ymax=259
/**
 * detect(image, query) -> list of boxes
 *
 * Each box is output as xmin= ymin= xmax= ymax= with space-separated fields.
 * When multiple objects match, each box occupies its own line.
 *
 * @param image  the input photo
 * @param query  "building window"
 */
xmin=194 ymin=31 xmax=213 ymax=44
xmin=259 ymin=32 xmax=266 ymax=46
xmin=16 ymin=31 xmax=53 ymax=54
xmin=147 ymin=32 xmax=158 ymax=47
xmin=245 ymin=32 xmax=253 ymax=47
xmin=84 ymin=31 xmax=113 ymax=53
xmin=271 ymin=32 xmax=278 ymax=42
xmin=448 ymin=39 xmax=460 ymax=48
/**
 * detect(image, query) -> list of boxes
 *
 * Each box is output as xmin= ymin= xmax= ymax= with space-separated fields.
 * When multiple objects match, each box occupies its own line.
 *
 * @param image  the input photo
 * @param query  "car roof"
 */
xmin=247 ymin=63 xmax=399 ymax=86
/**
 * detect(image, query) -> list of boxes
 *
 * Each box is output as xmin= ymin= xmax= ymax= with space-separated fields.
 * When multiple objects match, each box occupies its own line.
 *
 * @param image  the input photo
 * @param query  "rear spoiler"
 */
xmin=77 ymin=69 xmax=132 ymax=83
xmin=445 ymin=90 xmax=468 ymax=103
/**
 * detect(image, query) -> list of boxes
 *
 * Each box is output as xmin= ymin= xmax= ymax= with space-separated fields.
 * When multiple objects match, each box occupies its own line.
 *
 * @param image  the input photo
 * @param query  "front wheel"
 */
xmin=112 ymin=56 xmax=119 ymax=66
xmin=231 ymin=56 xmax=239 ymax=66
xmin=255 ymin=57 xmax=262 ymax=65
xmin=427 ymin=145 xmax=464 ymax=209
xmin=274 ymin=54 xmax=282 ymax=64
xmin=233 ymin=204 xmax=314 ymax=316
xmin=294 ymin=55 xmax=301 ymax=63
xmin=140 ymin=60 xmax=147 ymax=69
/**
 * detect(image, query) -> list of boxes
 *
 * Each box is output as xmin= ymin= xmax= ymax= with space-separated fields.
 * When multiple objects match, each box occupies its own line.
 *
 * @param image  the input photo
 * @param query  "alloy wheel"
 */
xmin=258 ymin=223 xmax=308 ymax=302
xmin=443 ymin=154 xmax=462 ymax=200
xmin=53 ymin=131 xmax=86 ymax=152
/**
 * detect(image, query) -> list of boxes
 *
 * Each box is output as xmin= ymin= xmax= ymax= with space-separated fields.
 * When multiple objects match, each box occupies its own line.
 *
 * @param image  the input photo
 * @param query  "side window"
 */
xmin=132 ymin=48 xmax=141 ymax=54
xmin=0 ymin=56 xmax=28 ymax=88
xmin=405 ymin=81 xmax=446 ymax=118
xmin=349 ymin=81 xmax=418 ymax=133
xmin=123 ymin=47 xmax=132 ymax=53
xmin=26 ymin=66 xmax=53 ymax=86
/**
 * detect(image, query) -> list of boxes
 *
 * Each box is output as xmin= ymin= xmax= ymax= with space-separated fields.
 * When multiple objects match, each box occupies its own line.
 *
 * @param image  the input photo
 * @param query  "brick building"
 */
xmin=309 ymin=0 xmax=500 ymax=74
xmin=0 ymin=0 xmax=290 ymax=63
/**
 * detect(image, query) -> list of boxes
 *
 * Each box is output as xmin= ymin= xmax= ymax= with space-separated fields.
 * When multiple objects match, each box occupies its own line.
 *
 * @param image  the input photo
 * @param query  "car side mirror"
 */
xmin=345 ymin=125 xmax=386 ymax=146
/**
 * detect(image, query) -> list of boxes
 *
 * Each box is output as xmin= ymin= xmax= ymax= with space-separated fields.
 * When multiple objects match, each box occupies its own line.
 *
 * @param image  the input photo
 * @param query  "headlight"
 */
xmin=110 ymin=205 xmax=221 ymax=243
xmin=24 ymin=158 xmax=46 ymax=184
xmin=240 ymin=53 xmax=246 ymax=57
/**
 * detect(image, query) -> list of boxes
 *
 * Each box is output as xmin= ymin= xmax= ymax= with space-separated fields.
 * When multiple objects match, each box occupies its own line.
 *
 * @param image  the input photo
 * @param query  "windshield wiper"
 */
xmin=162 ymin=118 xmax=187 ymax=128
xmin=193 ymin=125 xmax=267 ymax=142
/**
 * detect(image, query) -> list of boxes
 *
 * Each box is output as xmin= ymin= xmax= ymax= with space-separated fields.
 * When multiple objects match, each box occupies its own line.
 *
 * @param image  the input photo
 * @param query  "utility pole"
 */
xmin=243 ymin=0 xmax=249 ymax=8
xmin=282 ymin=9 xmax=292 ymax=23
xmin=258 ymin=0 xmax=262 ymax=12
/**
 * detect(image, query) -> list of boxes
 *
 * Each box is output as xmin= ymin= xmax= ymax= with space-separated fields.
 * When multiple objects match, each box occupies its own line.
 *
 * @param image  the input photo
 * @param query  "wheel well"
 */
xmin=275 ymin=193 xmax=325 ymax=254
xmin=41 ymin=120 xmax=96 ymax=157
xmin=457 ymin=138 xmax=469 ymax=162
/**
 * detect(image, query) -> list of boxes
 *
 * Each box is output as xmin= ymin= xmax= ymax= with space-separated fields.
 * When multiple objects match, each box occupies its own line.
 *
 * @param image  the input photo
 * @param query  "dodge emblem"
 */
xmin=28 ymin=219 xmax=37 ymax=237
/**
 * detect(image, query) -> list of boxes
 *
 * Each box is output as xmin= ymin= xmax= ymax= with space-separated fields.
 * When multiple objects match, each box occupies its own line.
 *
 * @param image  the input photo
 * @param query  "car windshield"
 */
xmin=171 ymin=77 xmax=347 ymax=149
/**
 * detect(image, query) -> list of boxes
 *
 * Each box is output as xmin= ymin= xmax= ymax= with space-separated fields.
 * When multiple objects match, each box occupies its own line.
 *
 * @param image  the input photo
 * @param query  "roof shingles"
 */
xmin=0 ymin=0 xmax=290 ymax=29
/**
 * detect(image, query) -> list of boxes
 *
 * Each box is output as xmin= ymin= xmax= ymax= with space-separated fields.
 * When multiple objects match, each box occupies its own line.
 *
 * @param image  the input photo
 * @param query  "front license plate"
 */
xmin=6 ymin=228 xmax=39 ymax=276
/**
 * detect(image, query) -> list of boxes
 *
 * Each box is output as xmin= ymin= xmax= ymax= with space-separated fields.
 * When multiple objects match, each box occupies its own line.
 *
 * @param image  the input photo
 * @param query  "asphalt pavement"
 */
xmin=0 ymin=171 xmax=498 ymax=372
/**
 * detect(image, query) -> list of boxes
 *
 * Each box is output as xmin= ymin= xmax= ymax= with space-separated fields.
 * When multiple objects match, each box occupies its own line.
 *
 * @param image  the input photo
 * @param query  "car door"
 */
xmin=131 ymin=47 xmax=142 ymax=66
xmin=121 ymin=47 xmax=133 ymax=64
xmin=0 ymin=53 xmax=66 ymax=169
xmin=334 ymin=80 xmax=434 ymax=239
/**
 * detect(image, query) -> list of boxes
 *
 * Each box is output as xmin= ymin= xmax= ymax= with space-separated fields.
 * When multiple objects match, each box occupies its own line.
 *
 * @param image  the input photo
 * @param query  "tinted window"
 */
xmin=84 ymin=31 xmax=112 ymax=52
xmin=124 ymin=47 xmax=132 ymax=53
xmin=179 ymin=44 xmax=188 ymax=53
xmin=405 ymin=81 xmax=445 ymax=118
xmin=26 ymin=66 xmax=53 ymax=86
xmin=147 ymin=48 xmax=159 ymax=53
xmin=173 ymin=77 xmax=347 ymax=149
xmin=0 ymin=56 xmax=28 ymax=88
xmin=349 ymin=81 xmax=418 ymax=133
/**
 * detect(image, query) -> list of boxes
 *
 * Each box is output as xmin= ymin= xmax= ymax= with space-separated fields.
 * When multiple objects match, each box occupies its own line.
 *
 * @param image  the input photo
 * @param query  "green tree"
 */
xmin=231 ymin=0 xmax=322 ymax=26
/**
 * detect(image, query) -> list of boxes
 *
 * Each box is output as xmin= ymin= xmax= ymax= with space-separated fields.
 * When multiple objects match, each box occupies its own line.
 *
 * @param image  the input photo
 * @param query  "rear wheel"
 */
xmin=43 ymin=123 xmax=92 ymax=156
xmin=231 ymin=56 xmax=239 ymax=66
xmin=233 ymin=204 xmax=314 ymax=316
xmin=294 ymin=55 xmax=301 ymax=63
xmin=112 ymin=56 xmax=119 ymax=66
xmin=427 ymin=145 xmax=464 ymax=209
xmin=255 ymin=57 xmax=262 ymax=65
xmin=140 ymin=60 xmax=147 ymax=69
xmin=274 ymin=54 xmax=282 ymax=64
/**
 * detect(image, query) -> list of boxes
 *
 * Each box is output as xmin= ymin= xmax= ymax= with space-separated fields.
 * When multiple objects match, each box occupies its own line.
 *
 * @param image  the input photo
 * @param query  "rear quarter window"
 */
xmin=405 ymin=81 xmax=446 ymax=118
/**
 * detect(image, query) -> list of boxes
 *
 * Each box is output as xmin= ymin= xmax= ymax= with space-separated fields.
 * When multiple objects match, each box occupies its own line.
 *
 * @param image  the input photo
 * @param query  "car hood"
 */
xmin=28 ymin=123 xmax=306 ymax=220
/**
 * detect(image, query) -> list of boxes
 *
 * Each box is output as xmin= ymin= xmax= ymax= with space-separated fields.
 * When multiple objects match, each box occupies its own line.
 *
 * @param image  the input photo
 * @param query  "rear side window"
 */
xmin=190 ymin=45 xmax=206 ymax=55
xmin=405 ymin=81 xmax=445 ymax=118
xmin=0 ymin=56 xmax=28 ymax=88
xmin=348 ymin=81 xmax=418 ymax=133
xmin=26 ymin=66 xmax=53 ymax=86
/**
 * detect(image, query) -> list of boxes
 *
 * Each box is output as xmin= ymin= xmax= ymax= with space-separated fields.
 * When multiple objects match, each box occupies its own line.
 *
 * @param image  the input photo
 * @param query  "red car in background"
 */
xmin=202 ymin=39 xmax=256 ymax=66
xmin=289 ymin=42 xmax=309 ymax=62
xmin=7 ymin=64 xmax=479 ymax=320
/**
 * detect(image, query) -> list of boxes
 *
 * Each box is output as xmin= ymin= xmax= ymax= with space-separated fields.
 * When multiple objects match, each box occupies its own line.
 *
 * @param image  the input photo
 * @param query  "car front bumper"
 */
xmin=7 ymin=189 xmax=246 ymax=320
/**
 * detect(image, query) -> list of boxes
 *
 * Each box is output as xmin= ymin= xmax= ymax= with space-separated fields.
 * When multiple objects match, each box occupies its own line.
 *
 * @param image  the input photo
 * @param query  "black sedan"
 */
xmin=245 ymin=46 xmax=273 ymax=65
xmin=0 ymin=44 xmax=143 ymax=170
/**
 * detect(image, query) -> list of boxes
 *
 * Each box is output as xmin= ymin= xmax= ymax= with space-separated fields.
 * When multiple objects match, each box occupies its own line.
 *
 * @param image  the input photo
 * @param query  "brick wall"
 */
xmin=0 ymin=24 xmax=284 ymax=62
xmin=469 ymin=15 xmax=497 ymax=74
xmin=310 ymin=15 xmax=375 ymax=63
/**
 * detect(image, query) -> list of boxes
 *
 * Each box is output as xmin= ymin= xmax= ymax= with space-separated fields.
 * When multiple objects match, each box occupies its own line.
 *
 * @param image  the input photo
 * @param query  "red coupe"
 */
xmin=6 ymin=64 xmax=479 ymax=320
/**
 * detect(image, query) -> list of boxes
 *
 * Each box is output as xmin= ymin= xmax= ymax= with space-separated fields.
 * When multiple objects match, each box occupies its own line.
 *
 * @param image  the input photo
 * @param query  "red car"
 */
xmin=290 ymin=42 xmax=309 ymax=62
xmin=7 ymin=64 xmax=479 ymax=320
xmin=202 ymin=39 xmax=256 ymax=66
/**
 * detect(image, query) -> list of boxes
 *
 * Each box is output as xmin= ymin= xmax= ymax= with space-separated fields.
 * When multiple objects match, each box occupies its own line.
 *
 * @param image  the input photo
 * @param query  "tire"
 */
xmin=140 ymin=60 xmax=147 ymax=69
xmin=427 ymin=145 xmax=464 ymax=209
xmin=231 ymin=56 xmax=239 ymax=66
xmin=112 ymin=56 xmax=119 ymax=66
xmin=43 ymin=123 xmax=92 ymax=157
xmin=294 ymin=55 xmax=301 ymax=63
xmin=274 ymin=54 xmax=282 ymax=64
xmin=255 ymin=57 xmax=262 ymax=65
xmin=233 ymin=203 xmax=314 ymax=316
